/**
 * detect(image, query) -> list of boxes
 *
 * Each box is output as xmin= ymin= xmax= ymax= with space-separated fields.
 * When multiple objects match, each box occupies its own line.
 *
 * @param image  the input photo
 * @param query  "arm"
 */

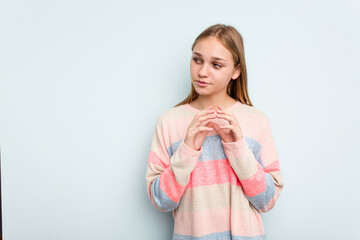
xmin=145 ymin=117 xmax=203 ymax=212
xmin=222 ymin=116 xmax=284 ymax=212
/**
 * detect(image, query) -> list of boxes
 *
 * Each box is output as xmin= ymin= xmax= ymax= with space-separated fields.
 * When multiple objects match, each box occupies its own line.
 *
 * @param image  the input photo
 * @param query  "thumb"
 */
xmin=205 ymin=121 xmax=214 ymax=128
xmin=212 ymin=122 xmax=226 ymax=139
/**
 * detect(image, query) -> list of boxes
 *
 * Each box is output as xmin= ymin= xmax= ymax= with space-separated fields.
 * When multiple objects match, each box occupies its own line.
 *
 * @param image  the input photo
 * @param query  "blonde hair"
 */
xmin=174 ymin=23 xmax=253 ymax=107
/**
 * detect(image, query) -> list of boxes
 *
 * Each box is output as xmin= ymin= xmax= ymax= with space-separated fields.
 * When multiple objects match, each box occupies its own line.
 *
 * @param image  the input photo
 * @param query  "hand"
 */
xmin=184 ymin=105 xmax=217 ymax=151
xmin=208 ymin=104 xmax=244 ymax=143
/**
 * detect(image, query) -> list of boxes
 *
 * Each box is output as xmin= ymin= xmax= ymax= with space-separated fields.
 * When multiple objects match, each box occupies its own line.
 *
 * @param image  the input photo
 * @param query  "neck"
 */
xmin=194 ymin=94 xmax=236 ymax=110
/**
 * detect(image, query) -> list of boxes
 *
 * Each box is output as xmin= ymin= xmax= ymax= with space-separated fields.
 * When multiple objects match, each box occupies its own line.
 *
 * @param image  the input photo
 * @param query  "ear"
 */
xmin=231 ymin=64 xmax=241 ymax=80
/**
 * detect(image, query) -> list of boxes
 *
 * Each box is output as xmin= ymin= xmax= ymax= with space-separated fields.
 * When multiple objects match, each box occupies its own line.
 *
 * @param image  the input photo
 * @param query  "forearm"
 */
xmin=222 ymin=137 xmax=282 ymax=212
xmin=146 ymin=139 xmax=202 ymax=212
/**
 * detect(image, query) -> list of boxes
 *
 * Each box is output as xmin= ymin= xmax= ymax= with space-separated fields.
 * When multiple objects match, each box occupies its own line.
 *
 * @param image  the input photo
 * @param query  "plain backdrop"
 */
xmin=1 ymin=0 xmax=359 ymax=239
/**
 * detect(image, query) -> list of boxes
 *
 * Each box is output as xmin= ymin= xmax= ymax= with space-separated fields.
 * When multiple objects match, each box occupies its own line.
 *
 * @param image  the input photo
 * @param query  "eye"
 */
xmin=213 ymin=63 xmax=222 ymax=68
xmin=193 ymin=57 xmax=201 ymax=63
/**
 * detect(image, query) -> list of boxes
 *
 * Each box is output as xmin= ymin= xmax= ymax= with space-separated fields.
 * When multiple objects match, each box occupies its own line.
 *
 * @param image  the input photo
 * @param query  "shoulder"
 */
xmin=155 ymin=104 xmax=190 ymax=126
xmin=234 ymin=102 xmax=273 ymax=140
xmin=236 ymin=102 xmax=270 ymax=125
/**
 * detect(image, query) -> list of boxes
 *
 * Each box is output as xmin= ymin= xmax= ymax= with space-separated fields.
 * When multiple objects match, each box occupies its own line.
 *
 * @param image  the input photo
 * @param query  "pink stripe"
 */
xmin=174 ymin=208 xmax=264 ymax=237
xmin=148 ymin=151 xmax=168 ymax=169
xmin=240 ymin=164 xmax=266 ymax=197
xmin=263 ymin=160 xmax=280 ymax=173
xmin=259 ymin=186 xmax=281 ymax=213
xmin=187 ymin=159 xmax=240 ymax=188
xmin=174 ymin=208 xmax=230 ymax=237
xmin=230 ymin=209 xmax=265 ymax=236
xmin=160 ymin=168 xmax=186 ymax=202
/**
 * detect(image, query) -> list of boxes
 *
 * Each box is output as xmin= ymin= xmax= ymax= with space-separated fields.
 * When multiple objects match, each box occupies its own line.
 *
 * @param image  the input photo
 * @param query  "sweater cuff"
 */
xmin=222 ymin=136 xmax=260 ymax=180
xmin=179 ymin=139 xmax=203 ymax=165
xmin=222 ymin=136 xmax=248 ymax=160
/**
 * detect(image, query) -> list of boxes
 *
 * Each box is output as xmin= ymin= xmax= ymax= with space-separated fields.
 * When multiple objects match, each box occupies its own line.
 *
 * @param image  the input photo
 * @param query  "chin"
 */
xmin=195 ymin=90 xmax=211 ymax=96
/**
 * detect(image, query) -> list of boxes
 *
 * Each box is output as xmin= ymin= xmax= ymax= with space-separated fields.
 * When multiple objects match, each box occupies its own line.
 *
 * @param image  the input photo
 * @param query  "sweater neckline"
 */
xmin=184 ymin=100 xmax=241 ymax=113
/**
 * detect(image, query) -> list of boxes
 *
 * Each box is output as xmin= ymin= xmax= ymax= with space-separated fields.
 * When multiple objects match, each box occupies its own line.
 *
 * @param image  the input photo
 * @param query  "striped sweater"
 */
xmin=145 ymin=100 xmax=284 ymax=240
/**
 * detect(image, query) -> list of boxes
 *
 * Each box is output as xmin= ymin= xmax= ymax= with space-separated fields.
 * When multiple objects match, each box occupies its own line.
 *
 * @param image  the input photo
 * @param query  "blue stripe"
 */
xmin=246 ymin=173 xmax=275 ymax=211
xmin=164 ymin=135 xmax=274 ymax=211
xmin=244 ymin=137 xmax=264 ymax=168
xmin=152 ymin=176 xmax=179 ymax=212
xmin=168 ymin=135 xmax=264 ymax=166
xmin=173 ymin=231 xmax=265 ymax=240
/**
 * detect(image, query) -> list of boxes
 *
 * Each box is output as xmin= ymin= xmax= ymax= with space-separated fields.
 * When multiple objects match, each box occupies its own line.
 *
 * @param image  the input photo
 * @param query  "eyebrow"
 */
xmin=193 ymin=52 xmax=227 ymax=62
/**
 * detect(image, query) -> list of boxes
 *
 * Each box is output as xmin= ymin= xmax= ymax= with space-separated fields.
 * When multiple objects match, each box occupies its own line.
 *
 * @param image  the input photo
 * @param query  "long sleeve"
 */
xmin=145 ymin=117 xmax=203 ymax=212
xmin=222 ymin=115 xmax=284 ymax=213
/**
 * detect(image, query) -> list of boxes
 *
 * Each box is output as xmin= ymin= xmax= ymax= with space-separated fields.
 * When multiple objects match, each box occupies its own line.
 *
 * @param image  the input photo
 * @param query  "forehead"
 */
xmin=193 ymin=36 xmax=233 ymax=60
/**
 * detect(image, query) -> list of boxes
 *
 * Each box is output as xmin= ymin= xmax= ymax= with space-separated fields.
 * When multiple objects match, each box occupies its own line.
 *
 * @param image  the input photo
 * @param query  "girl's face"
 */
xmin=190 ymin=36 xmax=240 ymax=97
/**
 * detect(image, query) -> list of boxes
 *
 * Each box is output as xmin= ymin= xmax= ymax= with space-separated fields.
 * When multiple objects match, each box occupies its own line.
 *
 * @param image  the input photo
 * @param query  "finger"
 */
xmin=203 ymin=105 xmax=215 ymax=113
xmin=205 ymin=121 xmax=214 ymax=127
xmin=199 ymin=112 xmax=217 ymax=121
xmin=196 ymin=108 xmax=215 ymax=118
xmin=215 ymin=112 xmax=235 ymax=124
xmin=198 ymin=126 xmax=213 ymax=131
xmin=219 ymin=124 xmax=233 ymax=133
xmin=195 ymin=113 xmax=217 ymax=126
xmin=193 ymin=109 xmax=215 ymax=125
xmin=220 ymin=124 xmax=233 ymax=129
xmin=216 ymin=108 xmax=234 ymax=116
xmin=220 ymin=124 xmax=243 ymax=140
xmin=212 ymin=122 xmax=228 ymax=139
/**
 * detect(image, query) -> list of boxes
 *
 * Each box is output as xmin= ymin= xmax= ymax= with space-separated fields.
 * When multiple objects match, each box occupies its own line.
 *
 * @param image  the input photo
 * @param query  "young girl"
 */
xmin=145 ymin=24 xmax=283 ymax=240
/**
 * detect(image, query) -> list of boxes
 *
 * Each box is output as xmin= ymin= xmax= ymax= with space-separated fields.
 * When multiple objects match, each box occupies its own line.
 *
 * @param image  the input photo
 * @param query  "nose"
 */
xmin=198 ymin=64 xmax=209 ymax=78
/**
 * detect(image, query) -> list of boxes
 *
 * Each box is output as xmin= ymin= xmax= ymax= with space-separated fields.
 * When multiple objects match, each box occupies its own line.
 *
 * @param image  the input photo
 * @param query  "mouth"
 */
xmin=196 ymin=80 xmax=209 ymax=87
xmin=196 ymin=80 xmax=209 ymax=84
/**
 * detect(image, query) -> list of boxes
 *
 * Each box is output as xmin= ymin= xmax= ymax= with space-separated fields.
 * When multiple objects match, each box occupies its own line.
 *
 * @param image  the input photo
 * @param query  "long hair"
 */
xmin=174 ymin=23 xmax=253 ymax=108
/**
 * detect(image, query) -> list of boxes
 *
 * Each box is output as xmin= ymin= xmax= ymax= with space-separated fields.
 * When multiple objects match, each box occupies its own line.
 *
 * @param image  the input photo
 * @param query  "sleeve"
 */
xmin=145 ymin=117 xmax=203 ymax=212
xmin=222 ymin=115 xmax=284 ymax=213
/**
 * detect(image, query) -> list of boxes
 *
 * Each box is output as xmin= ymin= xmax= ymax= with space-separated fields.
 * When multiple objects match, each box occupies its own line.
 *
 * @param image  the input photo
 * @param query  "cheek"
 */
xmin=212 ymin=70 xmax=228 ymax=79
xmin=217 ymin=70 xmax=233 ymax=79
xmin=190 ymin=64 xmax=198 ymax=76
xmin=212 ymin=71 xmax=233 ymax=85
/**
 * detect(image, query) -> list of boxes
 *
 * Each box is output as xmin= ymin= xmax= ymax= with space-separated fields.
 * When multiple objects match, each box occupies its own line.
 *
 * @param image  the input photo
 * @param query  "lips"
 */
xmin=196 ymin=80 xmax=208 ymax=84
xmin=196 ymin=80 xmax=209 ymax=87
